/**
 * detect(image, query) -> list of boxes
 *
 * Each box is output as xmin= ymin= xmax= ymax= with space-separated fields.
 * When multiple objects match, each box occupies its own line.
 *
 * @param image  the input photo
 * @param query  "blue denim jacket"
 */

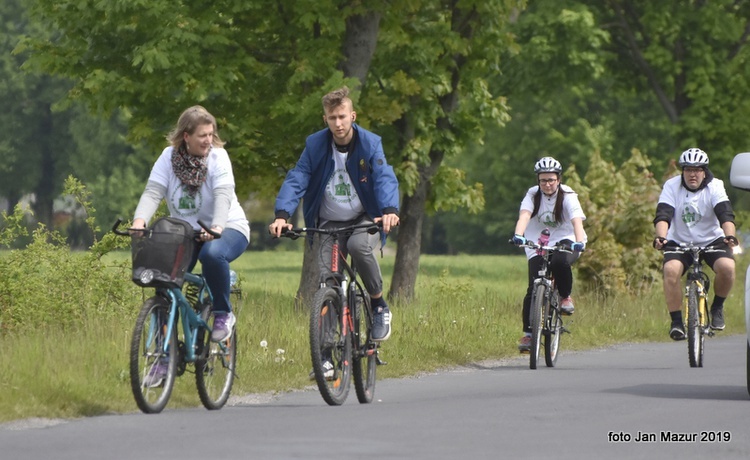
xmin=274 ymin=124 xmax=400 ymax=242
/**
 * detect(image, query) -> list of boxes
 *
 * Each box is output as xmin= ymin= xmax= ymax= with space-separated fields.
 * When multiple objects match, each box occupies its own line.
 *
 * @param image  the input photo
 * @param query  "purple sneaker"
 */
xmin=143 ymin=357 xmax=169 ymax=388
xmin=211 ymin=312 xmax=236 ymax=342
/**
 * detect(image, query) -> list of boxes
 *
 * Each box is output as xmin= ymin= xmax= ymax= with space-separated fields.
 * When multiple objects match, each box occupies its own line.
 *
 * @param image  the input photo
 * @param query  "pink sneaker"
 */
xmin=518 ymin=335 xmax=531 ymax=353
xmin=560 ymin=297 xmax=575 ymax=315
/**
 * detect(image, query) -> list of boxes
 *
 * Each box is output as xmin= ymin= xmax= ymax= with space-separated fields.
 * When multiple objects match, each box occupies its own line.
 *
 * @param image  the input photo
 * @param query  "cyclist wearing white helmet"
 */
xmin=511 ymin=157 xmax=587 ymax=353
xmin=653 ymin=148 xmax=738 ymax=339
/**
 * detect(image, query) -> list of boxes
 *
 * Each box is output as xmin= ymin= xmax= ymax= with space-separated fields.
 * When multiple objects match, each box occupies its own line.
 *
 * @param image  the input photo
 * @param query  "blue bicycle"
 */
xmin=113 ymin=217 xmax=239 ymax=413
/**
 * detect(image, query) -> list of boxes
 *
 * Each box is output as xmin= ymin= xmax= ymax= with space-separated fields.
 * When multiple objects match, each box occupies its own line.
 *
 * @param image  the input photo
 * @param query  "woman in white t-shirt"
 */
xmin=653 ymin=148 xmax=738 ymax=340
xmin=132 ymin=106 xmax=249 ymax=354
xmin=511 ymin=157 xmax=587 ymax=353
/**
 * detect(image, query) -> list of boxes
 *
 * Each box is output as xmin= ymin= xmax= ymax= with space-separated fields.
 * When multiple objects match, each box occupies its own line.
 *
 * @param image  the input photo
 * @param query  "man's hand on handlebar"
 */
xmin=375 ymin=213 xmax=399 ymax=234
xmin=269 ymin=218 xmax=293 ymax=238
xmin=653 ymin=236 xmax=668 ymax=250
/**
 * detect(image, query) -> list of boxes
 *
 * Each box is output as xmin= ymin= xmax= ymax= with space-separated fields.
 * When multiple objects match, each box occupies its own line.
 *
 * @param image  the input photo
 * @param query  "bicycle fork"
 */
xmin=684 ymin=280 xmax=713 ymax=337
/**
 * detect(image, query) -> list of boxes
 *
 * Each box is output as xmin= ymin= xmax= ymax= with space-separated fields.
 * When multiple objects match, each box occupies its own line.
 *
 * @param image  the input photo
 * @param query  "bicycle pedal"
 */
xmin=376 ymin=356 xmax=388 ymax=365
xmin=561 ymin=327 xmax=571 ymax=334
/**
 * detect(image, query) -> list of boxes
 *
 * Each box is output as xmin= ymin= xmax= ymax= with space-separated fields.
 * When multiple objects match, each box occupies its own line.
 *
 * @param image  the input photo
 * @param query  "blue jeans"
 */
xmin=188 ymin=228 xmax=248 ymax=313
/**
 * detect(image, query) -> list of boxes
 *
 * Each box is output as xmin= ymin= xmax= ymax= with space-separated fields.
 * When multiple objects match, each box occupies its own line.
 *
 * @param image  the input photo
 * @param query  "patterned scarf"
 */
xmin=171 ymin=142 xmax=208 ymax=197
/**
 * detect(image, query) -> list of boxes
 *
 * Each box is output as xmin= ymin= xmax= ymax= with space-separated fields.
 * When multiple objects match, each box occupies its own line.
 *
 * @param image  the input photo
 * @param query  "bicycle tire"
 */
xmin=530 ymin=283 xmax=547 ymax=370
xmin=746 ymin=340 xmax=750 ymax=397
xmin=545 ymin=291 xmax=562 ymax=367
xmin=686 ymin=283 xmax=704 ymax=368
xmin=352 ymin=282 xmax=376 ymax=404
xmin=130 ymin=296 xmax=177 ymax=414
xmin=196 ymin=304 xmax=237 ymax=410
xmin=309 ymin=287 xmax=352 ymax=405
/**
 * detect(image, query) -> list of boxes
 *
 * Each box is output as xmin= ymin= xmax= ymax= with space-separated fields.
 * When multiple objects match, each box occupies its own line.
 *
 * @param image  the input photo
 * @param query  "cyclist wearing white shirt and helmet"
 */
xmin=653 ymin=148 xmax=739 ymax=340
xmin=511 ymin=157 xmax=587 ymax=353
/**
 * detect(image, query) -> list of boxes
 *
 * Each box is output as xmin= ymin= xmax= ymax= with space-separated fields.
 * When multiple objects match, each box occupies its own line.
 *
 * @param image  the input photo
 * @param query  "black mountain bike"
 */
xmin=282 ymin=222 xmax=383 ymax=405
xmin=513 ymin=239 xmax=574 ymax=369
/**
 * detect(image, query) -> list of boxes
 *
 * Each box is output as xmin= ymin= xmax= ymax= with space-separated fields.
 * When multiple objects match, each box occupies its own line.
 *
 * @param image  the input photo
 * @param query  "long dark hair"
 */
xmin=531 ymin=181 xmax=567 ymax=224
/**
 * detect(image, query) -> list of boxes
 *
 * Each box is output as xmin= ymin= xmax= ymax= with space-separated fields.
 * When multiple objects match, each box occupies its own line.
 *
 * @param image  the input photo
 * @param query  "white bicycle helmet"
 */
xmin=534 ymin=157 xmax=562 ymax=174
xmin=678 ymin=148 xmax=709 ymax=167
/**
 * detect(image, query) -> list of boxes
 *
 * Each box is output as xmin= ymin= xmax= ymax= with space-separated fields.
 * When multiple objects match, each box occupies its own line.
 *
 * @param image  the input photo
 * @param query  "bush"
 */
xmin=0 ymin=178 xmax=138 ymax=332
xmin=566 ymin=149 xmax=668 ymax=294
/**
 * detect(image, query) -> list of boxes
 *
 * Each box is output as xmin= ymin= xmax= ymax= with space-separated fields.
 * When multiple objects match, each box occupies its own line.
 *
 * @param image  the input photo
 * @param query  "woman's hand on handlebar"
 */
xmin=129 ymin=218 xmax=147 ymax=236
xmin=269 ymin=218 xmax=293 ymax=238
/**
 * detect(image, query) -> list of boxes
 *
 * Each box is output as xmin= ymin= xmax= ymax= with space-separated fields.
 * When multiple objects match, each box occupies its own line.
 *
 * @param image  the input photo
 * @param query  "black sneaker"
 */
xmin=710 ymin=307 xmax=725 ymax=330
xmin=669 ymin=321 xmax=686 ymax=341
xmin=371 ymin=306 xmax=392 ymax=342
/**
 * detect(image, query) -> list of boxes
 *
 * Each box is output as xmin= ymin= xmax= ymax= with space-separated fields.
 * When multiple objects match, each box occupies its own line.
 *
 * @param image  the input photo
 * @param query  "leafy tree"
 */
xmin=19 ymin=0 xmax=526 ymax=301
xmin=439 ymin=0 xmax=750 ymax=261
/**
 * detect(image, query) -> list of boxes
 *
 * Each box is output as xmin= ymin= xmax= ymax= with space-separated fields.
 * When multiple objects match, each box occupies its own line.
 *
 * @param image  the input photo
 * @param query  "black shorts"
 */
xmin=662 ymin=237 xmax=733 ymax=273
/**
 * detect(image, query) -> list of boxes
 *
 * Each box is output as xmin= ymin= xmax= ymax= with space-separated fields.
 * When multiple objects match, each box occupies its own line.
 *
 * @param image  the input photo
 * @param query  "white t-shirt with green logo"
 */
xmin=520 ymin=184 xmax=587 ymax=259
xmin=319 ymin=148 xmax=364 ymax=223
xmin=147 ymin=146 xmax=249 ymax=238
xmin=657 ymin=175 xmax=728 ymax=245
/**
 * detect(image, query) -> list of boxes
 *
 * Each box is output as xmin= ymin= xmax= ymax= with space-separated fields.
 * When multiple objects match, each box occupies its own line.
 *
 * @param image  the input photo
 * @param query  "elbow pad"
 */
xmin=714 ymin=201 xmax=735 ymax=225
xmin=653 ymin=203 xmax=674 ymax=226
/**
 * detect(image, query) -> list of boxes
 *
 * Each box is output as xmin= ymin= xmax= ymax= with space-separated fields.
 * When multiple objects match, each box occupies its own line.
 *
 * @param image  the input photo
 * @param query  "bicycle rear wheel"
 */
xmin=530 ymin=283 xmax=547 ymax=370
xmin=310 ymin=287 xmax=352 ymax=405
xmin=130 ymin=296 xmax=177 ymax=414
xmin=545 ymin=291 xmax=562 ymax=367
xmin=352 ymin=282 xmax=376 ymax=404
xmin=686 ymin=283 xmax=704 ymax=368
xmin=196 ymin=302 xmax=237 ymax=410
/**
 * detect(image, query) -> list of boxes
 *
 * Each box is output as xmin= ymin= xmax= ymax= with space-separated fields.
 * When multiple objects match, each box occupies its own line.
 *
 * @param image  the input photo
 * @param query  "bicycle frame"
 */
xmin=316 ymin=228 xmax=380 ymax=362
xmin=283 ymin=222 xmax=381 ymax=405
xmin=663 ymin=242 xmax=723 ymax=368
xmin=158 ymin=272 xmax=214 ymax=363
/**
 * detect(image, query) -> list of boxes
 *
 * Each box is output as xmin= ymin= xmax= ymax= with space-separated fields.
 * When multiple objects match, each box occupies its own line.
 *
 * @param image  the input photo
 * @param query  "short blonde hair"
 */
xmin=167 ymin=105 xmax=225 ymax=148
xmin=322 ymin=87 xmax=353 ymax=113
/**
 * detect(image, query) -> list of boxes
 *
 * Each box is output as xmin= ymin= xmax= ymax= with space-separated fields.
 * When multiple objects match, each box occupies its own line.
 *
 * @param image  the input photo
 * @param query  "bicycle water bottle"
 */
xmin=537 ymin=228 xmax=550 ymax=255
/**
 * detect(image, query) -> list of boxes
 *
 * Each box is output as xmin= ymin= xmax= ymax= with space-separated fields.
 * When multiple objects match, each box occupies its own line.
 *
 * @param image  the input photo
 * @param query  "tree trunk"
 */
xmin=32 ymin=103 xmax=56 ymax=228
xmin=340 ymin=11 xmax=382 ymax=88
xmin=294 ymin=11 xmax=382 ymax=306
xmin=389 ymin=148 xmax=443 ymax=301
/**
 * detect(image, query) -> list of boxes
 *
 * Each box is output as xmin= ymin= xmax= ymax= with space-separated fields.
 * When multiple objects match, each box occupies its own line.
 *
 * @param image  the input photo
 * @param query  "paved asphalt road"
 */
xmin=2 ymin=335 xmax=749 ymax=460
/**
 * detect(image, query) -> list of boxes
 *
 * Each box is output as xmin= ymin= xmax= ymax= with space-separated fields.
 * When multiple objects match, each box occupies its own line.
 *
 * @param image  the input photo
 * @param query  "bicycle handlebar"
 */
xmin=280 ymin=222 xmax=382 ymax=240
xmin=111 ymin=218 xmax=221 ymax=239
xmin=508 ymin=239 xmax=576 ymax=254
xmin=660 ymin=242 xmax=724 ymax=254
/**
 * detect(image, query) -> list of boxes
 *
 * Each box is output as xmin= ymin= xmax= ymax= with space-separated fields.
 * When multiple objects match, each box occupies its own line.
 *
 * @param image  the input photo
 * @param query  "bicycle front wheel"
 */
xmin=530 ymin=283 xmax=547 ymax=370
xmin=310 ymin=287 xmax=352 ymax=405
xmin=196 ymin=303 xmax=237 ymax=410
xmin=352 ymin=282 xmax=376 ymax=404
xmin=545 ymin=291 xmax=562 ymax=368
xmin=686 ymin=283 xmax=704 ymax=368
xmin=130 ymin=296 xmax=178 ymax=414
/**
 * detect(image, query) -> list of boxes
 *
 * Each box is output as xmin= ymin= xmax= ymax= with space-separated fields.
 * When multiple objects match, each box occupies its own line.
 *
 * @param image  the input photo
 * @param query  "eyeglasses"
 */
xmin=539 ymin=178 xmax=558 ymax=185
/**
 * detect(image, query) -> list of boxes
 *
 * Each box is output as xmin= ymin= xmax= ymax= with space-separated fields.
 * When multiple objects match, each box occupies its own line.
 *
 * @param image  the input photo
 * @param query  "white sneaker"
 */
xmin=308 ymin=360 xmax=335 ymax=381
xmin=211 ymin=312 xmax=236 ymax=342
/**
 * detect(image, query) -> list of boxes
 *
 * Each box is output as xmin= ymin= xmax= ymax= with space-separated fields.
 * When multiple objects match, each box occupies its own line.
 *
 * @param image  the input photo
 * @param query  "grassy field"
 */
xmin=0 ymin=250 xmax=745 ymax=422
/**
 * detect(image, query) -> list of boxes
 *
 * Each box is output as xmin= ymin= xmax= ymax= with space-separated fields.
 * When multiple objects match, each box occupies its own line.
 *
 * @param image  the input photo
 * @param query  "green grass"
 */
xmin=0 ymin=251 xmax=745 ymax=422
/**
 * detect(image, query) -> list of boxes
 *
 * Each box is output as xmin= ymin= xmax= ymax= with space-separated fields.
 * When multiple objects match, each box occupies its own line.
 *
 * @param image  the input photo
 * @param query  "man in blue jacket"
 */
xmin=269 ymin=87 xmax=400 ymax=350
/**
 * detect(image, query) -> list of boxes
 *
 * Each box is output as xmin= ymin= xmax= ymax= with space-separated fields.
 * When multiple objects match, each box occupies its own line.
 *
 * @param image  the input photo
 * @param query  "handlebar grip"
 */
xmin=198 ymin=220 xmax=221 ymax=239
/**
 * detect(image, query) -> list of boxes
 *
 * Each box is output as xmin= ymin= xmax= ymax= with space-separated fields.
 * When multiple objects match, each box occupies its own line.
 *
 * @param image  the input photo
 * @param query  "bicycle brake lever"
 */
xmin=283 ymin=230 xmax=300 ymax=240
